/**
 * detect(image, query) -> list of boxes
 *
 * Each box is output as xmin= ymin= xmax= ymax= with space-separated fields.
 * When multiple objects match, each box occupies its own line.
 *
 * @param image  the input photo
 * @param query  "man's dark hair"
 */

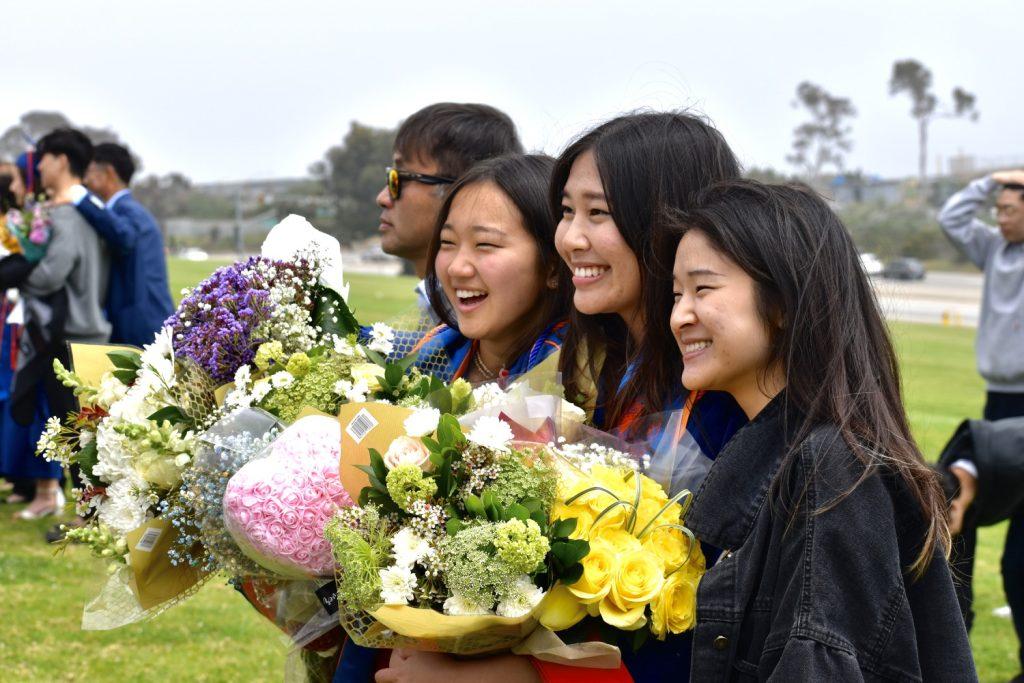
xmin=93 ymin=142 xmax=136 ymax=185
xmin=36 ymin=127 xmax=93 ymax=178
xmin=394 ymin=103 xmax=522 ymax=179
xmin=1001 ymin=183 xmax=1024 ymax=201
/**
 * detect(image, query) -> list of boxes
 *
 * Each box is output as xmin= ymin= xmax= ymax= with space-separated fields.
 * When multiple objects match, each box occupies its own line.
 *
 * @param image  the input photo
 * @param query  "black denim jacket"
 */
xmin=687 ymin=396 xmax=977 ymax=682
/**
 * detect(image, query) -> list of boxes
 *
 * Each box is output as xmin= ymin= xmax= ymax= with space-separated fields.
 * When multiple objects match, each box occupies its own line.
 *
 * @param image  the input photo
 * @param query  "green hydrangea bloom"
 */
xmin=254 ymin=341 xmax=285 ymax=371
xmin=259 ymin=351 xmax=352 ymax=422
xmin=285 ymin=352 xmax=312 ymax=378
xmin=485 ymin=449 xmax=556 ymax=511
xmin=492 ymin=519 xmax=549 ymax=574
xmin=442 ymin=521 xmax=545 ymax=608
xmin=386 ymin=464 xmax=437 ymax=511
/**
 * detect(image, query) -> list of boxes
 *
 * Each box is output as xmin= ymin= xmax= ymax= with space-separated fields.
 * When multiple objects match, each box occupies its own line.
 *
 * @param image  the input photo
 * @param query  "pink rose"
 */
xmin=277 ymin=538 xmax=297 ymax=556
xmin=241 ymin=494 xmax=259 ymax=507
xmin=253 ymin=481 xmax=272 ymax=497
xmin=296 ymin=525 xmax=316 ymax=545
xmin=300 ymin=509 xmax=317 ymax=526
xmin=234 ymin=509 xmax=252 ymax=526
xmin=264 ymin=499 xmax=283 ymax=517
xmin=281 ymin=510 xmax=299 ymax=528
xmin=300 ymin=487 xmax=319 ymax=505
xmin=292 ymin=548 xmax=312 ymax=565
xmin=267 ymin=522 xmax=286 ymax=539
xmin=280 ymin=489 xmax=301 ymax=507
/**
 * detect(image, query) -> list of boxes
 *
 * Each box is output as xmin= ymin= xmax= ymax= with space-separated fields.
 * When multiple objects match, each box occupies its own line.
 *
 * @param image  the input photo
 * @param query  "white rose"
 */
xmin=383 ymin=436 xmax=431 ymax=469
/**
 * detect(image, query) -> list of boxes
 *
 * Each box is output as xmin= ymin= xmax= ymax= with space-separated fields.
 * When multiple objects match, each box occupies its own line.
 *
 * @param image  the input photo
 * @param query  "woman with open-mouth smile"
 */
xmin=411 ymin=153 xmax=572 ymax=384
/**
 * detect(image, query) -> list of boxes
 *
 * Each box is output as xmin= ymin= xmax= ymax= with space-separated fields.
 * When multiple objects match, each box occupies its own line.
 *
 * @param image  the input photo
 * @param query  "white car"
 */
xmin=179 ymin=247 xmax=210 ymax=262
xmin=859 ymin=253 xmax=884 ymax=276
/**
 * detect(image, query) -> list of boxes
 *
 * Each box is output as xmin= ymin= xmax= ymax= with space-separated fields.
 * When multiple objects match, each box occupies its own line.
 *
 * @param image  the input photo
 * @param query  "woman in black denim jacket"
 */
xmin=668 ymin=181 xmax=976 ymax=681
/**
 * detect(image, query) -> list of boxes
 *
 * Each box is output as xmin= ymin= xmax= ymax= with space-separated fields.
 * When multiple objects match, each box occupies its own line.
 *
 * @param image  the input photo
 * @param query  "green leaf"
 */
xmin=428 ymin=451 xmax=445 ymax=468
xmin=631 ymin=627 xmax=649 ymax=652
xmin=397 ymin=353 xmax=418 ymax=372
xmin=551 ymin=518 xmax=578 ymax=539
xmin=112 ymin=369 xmax=138 ymax=385
xmin=522 ymin=499 xmax=542 ymax=514
xmin=364 ymin=348 xmax=387 ymax=367
xmin=147 ymin=406 xmax=189 ymax=425
xmin=506 ymin=503 xmax=530 ymax=522
xmin=560 ymin=563 xmax=584 ymax=585
xmin=551 ymin=539 xmax=589 ymax=567
xmin=464 ymin=494 xmax=486 ymax=518
xmin=446 ymin=518 xmax=464 ymax=536
xmin=384 ymin=364 xmax=403 ymax=387
xmin=77 ymin=440 xmax=99 ymax=481
xmin=313 ymin=287 xmax=360 ymax=336
xmin=429 ymin=389 xmax=453 ymax=415
xmin=106 ymin=350 xmax=142 ymax=370
xmin=421 ymin=436 xmax=441 ymax=453
xmin=530 ymin=510 xmax=547 ymax=527
xmin=369 ymin=449 xmax=388 ymax=484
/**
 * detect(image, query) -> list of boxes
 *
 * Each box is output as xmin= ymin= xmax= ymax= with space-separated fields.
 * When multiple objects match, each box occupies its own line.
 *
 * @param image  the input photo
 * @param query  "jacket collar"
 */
xmin=687 ymin=392 xmax=793 ymax=551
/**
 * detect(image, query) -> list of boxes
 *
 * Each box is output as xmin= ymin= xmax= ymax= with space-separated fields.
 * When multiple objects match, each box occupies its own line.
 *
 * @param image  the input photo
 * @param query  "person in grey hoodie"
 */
xmin=938 ymin=169 xmax=1024 ymax=679
xmin=7 ymin=128 xmax=110 ymax=521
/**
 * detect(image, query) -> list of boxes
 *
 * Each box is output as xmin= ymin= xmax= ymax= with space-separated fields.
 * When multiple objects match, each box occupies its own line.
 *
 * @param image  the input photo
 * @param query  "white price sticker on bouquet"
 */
xmin=135 ymin=527 xmax=164 ymax=552
xmin=346 ymin=408 xmax=379 ymax=444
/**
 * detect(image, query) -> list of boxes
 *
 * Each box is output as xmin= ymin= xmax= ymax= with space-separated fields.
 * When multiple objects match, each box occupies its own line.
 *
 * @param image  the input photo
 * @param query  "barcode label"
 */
xmin=345 ymin=408 xmax=378 ymax=444
xmin=135 ymin=527 xmax=163 ymax=552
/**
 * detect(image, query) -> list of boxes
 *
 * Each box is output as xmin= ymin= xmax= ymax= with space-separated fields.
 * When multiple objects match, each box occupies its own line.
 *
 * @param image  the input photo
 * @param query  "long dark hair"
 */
xmin=551 ymin=111 xmax=740 ymax=428
xmin=676 ymin=180 xmax=947 ymax=577
xmin=426 ymin=153 xmax=572 ymax=366
xmin=0 ymin=166 xmax=18 ymax=213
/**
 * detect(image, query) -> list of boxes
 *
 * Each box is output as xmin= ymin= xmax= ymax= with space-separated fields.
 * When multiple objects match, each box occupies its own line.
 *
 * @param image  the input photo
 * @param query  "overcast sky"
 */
xmin=5 ymin=0 xmax=1020 ymax=183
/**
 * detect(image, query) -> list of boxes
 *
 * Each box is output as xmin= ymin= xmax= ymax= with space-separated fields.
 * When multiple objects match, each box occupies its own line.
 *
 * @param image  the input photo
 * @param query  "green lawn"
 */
xmin=0 ymin=263 xmax=1015 ymax=681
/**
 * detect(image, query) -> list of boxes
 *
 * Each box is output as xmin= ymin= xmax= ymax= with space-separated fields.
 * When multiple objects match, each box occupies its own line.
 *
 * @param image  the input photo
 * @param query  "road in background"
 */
xmin=873 ymin=271 xmax=982 ymax=328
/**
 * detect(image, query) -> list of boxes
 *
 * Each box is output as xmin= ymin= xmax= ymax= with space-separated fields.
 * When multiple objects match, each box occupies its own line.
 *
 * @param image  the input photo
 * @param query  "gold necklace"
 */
xmin=473 ymin=350 xmax=498 ymax=379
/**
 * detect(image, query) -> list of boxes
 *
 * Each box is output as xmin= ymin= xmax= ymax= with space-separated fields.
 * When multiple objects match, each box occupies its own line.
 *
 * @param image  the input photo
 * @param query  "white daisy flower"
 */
xmin=403 ymin=407 xmax=440 ymax=437
xmin=466 ymin=415 xmax=514 ymax=453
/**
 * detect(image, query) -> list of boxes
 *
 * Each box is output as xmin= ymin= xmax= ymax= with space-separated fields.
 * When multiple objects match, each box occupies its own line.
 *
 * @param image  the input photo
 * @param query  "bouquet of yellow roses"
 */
xmin=539 ymin=439 xmax=704 ymax=640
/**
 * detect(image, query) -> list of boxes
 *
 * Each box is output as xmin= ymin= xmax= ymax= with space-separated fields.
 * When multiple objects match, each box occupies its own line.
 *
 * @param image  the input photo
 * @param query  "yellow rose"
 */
xmin=642 ymin=526 xmax=691 ymax=572
xmin=650 ymin=569 xmax=700 ymax=638
xmin=537 ymin=583 xmax=588 ymax=631
xmin=633 ymin=497 xmax=668 ymax=535
xmin=550 ymin=502 xmax=595 ymax=540
xmin=349 ymin=363 xmax=385 ymax=391
xmin=608 ymin=549 xmax=665 ymax=614
xmin=592 ymin=527 xmax=642 ymax=555
xmin=575 ymin=465 xmax=632 ymax=514
xmin=568 ymin=540 xmax=617 ymax=604
xmin=640 ymin=474 xmax=669 ymax=506
xmin=599 ymin=596 xmax=648 ymax=630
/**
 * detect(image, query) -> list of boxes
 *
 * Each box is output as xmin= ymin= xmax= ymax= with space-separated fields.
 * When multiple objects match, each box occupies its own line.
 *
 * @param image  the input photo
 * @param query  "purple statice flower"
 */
xmin=166 ymin=256 xmax=316 ymax=384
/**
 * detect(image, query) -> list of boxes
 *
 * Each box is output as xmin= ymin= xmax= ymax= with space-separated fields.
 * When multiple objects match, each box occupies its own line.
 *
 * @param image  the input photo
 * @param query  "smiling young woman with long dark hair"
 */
xmin=543 ymin=111 xmax=749 ymax=682
xmin=671 ymin=181 xmax=974 ymax=680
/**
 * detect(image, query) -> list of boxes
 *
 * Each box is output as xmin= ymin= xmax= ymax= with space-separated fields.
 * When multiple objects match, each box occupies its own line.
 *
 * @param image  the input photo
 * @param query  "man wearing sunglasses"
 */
xmin=376 ymin=102 xmax=522 ymax=322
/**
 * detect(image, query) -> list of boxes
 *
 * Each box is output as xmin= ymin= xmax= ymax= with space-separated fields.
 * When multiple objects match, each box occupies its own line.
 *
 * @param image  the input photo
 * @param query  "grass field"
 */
xmin=0 ymin=259 xmax=1015 ymax=681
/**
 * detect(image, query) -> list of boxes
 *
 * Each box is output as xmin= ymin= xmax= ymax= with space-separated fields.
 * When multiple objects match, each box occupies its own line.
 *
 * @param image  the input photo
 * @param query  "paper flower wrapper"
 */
xmin=337 ymin=590 xmax=620 ymax=666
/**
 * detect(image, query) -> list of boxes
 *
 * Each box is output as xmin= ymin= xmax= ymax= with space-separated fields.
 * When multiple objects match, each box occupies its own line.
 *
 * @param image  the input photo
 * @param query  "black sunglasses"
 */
xmin=386 ymin=166 xmax=456 ymax=200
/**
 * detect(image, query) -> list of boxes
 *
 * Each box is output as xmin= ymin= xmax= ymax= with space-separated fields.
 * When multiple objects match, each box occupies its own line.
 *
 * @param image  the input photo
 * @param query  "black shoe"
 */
xmin=45 ymin=523 xmax=67 ymax=543
xmin=1009 ymin=673 xmax=1024 ymax=683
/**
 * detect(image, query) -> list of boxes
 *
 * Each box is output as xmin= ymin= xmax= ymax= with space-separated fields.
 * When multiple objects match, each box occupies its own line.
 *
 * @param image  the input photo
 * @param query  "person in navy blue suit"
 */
xmin=75 ymin=143 xmax=174 ymax=347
